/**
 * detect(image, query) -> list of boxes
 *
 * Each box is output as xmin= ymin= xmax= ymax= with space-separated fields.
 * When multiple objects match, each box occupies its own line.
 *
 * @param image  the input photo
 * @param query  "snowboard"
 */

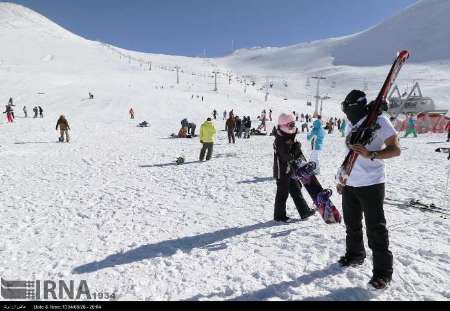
xmin=291 ymin=160 xmax=342 ymax=224
xmin=337 ymin=50 xmax=410 ymax=185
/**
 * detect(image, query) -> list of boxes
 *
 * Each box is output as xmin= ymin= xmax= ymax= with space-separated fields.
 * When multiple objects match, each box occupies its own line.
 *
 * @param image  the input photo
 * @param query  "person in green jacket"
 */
xmin=199 ymin=118 xmax=217 ymax=161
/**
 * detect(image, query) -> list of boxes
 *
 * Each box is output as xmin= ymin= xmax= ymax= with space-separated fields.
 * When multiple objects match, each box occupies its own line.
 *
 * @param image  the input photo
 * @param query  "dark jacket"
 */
xmin=226 ymin=117 xmax=236 ymax=131
xmin=273 ymin=129 xmax=303 ymax=180
xmin=56 ymin=117 xmax=70 ymax=131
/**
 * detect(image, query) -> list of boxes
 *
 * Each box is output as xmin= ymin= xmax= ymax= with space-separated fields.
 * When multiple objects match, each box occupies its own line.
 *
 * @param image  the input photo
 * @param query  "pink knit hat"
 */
xmin=278 ymin=113 xmax=297 ymax=134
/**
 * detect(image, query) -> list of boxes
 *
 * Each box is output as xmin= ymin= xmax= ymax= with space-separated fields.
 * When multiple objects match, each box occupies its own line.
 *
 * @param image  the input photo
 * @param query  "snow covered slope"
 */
xmin=223 ymin=0 xmax=450 ymax=68
xmin=0 ymin=1 xmax=449 ymax=302
xmin=217 ymin=0 xmax=450 ymax=114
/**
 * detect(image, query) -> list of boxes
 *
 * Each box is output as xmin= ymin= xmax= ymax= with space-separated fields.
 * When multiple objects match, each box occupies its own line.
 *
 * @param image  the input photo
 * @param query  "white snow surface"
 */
xmin=0 ymin=1 xmax=450 ymax=301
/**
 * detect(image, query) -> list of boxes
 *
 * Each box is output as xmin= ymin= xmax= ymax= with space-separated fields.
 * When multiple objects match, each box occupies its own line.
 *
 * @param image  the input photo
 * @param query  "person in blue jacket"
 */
xmin=307 ymin=115 xmax=326 ymax=175
xmin=403 ymin=113 xmax=418 ymax=138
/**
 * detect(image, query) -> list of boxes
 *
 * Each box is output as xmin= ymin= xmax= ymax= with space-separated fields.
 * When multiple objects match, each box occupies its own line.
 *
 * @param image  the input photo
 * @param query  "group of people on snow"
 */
xmin=3 ymin=98 xmax=45 ymax=122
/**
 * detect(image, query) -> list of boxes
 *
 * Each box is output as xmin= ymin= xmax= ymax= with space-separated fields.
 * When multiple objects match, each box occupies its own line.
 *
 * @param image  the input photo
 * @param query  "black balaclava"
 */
xmin=341 ymin=90 xmax=368 ymax=125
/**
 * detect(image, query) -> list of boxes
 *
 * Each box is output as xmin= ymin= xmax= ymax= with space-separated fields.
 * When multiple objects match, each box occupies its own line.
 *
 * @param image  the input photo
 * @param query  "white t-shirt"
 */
xmin=346 ymin=115 xmax=397 ymax=187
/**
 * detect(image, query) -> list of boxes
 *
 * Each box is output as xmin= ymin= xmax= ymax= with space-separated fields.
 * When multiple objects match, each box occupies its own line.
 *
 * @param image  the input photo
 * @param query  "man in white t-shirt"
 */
xmin=338 ymin=90 xmax=401 ymax=290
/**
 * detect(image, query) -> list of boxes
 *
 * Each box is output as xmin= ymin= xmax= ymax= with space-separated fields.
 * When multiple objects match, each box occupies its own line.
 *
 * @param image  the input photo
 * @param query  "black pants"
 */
xmin=342 ymin=184 xmax=393 ymax=279
xmin=228 ymin=130 xmax=235 ymax=144
xmin=274 ymin=178 xmax=310 ymax=220
xmin=199 ymin=143 xmax=214 ymax=161
xmin=447 ymin=131 xmax=450 ymax=141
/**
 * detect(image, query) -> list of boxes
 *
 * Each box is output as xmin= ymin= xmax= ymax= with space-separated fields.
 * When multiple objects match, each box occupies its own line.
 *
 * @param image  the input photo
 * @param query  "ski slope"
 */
xmin=0 ymin=1 xmax=449 ymax=301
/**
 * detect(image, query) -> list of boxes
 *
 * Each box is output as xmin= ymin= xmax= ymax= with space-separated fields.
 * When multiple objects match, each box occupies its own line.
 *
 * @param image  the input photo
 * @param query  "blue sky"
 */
xmin=5 ymin=0 xmax=417 ymax=57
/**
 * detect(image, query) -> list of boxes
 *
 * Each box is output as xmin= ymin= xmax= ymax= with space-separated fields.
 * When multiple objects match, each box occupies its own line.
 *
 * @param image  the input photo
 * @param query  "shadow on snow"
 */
xmin=237 ymin=177 xmax=273 ymax=184
xmin=186 ymin=263 xmax=361 ymax=301
xmin=72 ymin=221 xmax=286 ymax=275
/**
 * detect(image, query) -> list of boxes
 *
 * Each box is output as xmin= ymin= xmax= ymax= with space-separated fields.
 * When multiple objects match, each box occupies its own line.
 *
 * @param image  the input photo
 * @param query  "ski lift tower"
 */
xmin=312 ymin=76 xmax=327 ymax=117
xmin=320 ymin=96 xmax=331 ymax=116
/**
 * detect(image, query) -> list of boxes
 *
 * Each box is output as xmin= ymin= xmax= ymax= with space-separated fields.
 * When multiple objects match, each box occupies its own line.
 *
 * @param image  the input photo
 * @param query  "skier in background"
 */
xmin=226 ymin=114 xmax=236 ymax=144
xmin=257 ymin=113 xmax=267 ymax=132
xmin=446 ymin=120 xmax=450 ymax=142
xmin=235 ymin=116 xmax=243 ymax=139
xmin=129 ymin=108 xmax=135 ymax=119
xmin=199 ymin=118 xmax=216 ymax=161
xmin=273 ymin=113 xmax=316 ymax=223
xmin=23 ymin=106 xmax=28 ymax=118
xmin=338 ymin=90 xmax=401 ymax=290
xmin=56 ymin=115 xmax=70 ymax=143
xmin=269 ymin=109 xmax=273 ymax=122
xmin=403 ymin=113 xmax=418 ymax=138
xmin=33 ymin=107 xmax=38 ymax=118
xmin=340 ymin=119 xmax=347 ymax=137
xmin=223 ymin=110 xmax=227 ymax=120
xmin=244 ymin=116 xmax=252 ymax=139
xmin=38 ymin=106 xmax=44 ymax=118
xmin=307 ymin=116 xmax=326 ymax=175
xmin=188 ymin=122 xmax=197 ymax=137
xmin=213 ymin=110 xmax=217 ymax=120
xmin=3 ymin=105 xmax=14 ymax=123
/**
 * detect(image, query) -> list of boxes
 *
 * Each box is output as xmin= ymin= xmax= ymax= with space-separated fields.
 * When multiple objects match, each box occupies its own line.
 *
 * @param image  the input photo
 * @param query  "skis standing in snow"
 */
xmin=273 ymin=113 xmax=315 ymax=223
xmin=338 ymin=90 xmax=401 ymax=290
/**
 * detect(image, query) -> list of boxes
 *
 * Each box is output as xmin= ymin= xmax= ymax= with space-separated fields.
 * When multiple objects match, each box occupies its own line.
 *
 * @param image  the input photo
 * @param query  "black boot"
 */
xmin=338 ymin=256 xmax=365 ymax=267
xmin=369 ymin=275 xmax=391 ymax=290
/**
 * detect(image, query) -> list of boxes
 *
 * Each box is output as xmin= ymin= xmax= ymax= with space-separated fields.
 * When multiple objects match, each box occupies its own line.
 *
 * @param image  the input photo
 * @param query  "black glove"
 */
xmin=346 ymin=123 xmax=381 ymax=147
xmin=367 ymin=100 xmax=388 ymax=115
xmin=289 ymin=142 xmax=304 ymax=162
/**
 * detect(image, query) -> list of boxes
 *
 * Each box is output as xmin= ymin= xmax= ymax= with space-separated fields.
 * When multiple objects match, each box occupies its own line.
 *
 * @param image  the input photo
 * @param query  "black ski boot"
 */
xmin=301 ymin=209 xmax=316 ymax=220
xmin=338 ymin=256 xmax=365 ymax=267
xmin=274 ymin=216 xmax=295 ymax=223
xmin=369 ymin=276 xmax=391 ymax=290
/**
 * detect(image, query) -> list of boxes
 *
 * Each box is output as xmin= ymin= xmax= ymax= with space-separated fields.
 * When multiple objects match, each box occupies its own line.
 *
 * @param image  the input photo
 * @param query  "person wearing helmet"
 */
xmin=338 ymin=90 xmax=401 ymax=290
xmin=273 ymin=113 xmax=316 ymax=223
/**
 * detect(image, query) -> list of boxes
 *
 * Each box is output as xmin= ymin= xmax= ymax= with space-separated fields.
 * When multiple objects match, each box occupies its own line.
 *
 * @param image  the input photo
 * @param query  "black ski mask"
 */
xmin=341 ymin=90 xmax=368 ymax=125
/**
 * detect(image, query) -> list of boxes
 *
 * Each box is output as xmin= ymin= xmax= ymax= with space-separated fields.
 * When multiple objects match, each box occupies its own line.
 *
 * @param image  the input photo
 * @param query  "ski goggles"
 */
xmin=285 ymin=121 xmax=296 ymax=129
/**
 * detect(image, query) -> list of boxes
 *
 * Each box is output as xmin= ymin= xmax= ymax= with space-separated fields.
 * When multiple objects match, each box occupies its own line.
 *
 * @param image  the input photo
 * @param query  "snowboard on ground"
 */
xmin=291 ymin=160 xmax=342 ymax=224
xmin=337 ymin=50 xmax=410 ymax=185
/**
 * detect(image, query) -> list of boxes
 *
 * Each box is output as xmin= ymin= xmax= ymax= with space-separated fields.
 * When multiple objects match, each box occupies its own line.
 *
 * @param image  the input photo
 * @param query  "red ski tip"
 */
xmin=397 ymin=50 xmax=410 ymax=59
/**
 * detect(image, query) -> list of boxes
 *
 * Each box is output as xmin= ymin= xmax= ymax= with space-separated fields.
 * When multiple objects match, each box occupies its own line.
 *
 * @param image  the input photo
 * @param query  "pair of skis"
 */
xmin=292 ymin=51 xmax=410 ymax=225
xmin=385 ymin=198 xmax=450 ymax=217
